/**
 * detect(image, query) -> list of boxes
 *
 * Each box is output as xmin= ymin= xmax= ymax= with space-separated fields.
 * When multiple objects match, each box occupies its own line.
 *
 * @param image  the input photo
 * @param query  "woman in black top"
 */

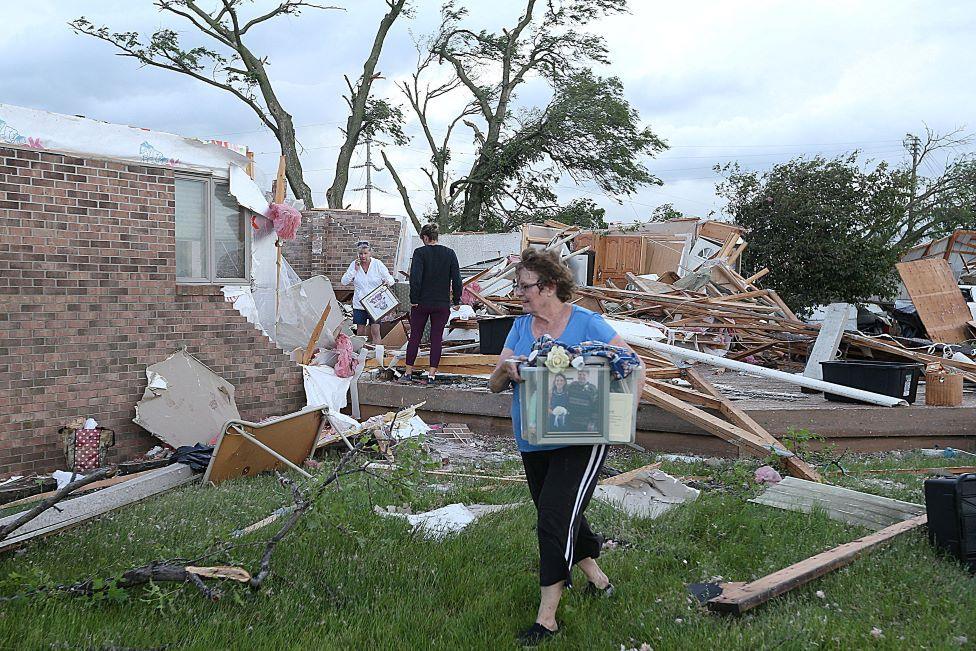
xmin=401 ymin=223 xmax=462 ymax=384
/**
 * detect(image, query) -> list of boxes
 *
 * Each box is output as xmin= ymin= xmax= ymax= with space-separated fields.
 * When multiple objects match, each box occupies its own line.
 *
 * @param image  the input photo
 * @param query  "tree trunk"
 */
xmin=326 ymin=0 xmax=407 ymax=209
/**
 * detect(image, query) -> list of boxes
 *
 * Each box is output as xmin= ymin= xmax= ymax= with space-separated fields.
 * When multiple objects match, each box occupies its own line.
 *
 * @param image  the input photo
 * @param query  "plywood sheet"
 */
xmin=897 ymin=258 xmax=973 ymax=343
xmin=642 ymin=235 xmax=690 ymax=277
xmin=698 ymin=220 xmax=744 ymax=243
xmin=203 ymin=406 xmax=324 ymax=485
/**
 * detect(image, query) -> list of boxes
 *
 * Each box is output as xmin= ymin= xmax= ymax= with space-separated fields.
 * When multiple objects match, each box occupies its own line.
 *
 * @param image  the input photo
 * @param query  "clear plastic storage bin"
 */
xmin=519 ymin=357 xmax=639 ymax=446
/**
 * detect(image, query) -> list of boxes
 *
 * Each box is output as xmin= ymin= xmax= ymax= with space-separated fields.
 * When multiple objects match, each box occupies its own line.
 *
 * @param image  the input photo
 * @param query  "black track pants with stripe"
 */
xmin=521 ymin=444 xmax=607 ymax=587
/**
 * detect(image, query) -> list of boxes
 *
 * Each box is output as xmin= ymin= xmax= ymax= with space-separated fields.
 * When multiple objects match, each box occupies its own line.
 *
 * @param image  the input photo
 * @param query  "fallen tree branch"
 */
xmin=0 ymin=467 xmax=115 ymax=540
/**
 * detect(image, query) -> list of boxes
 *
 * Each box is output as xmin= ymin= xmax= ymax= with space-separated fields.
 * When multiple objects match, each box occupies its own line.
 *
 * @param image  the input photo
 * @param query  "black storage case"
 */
xmin=924 ymin=473 xmax=976 ymax=572
xmin=820 ymin=360 xmax=923 ymax=404
xmin=478 ymin=316 xmax=516 ymax=355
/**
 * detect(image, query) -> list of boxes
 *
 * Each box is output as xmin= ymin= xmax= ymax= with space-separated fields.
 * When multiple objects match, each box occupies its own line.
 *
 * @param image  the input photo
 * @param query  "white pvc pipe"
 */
xmin=625 ymin=335 xmax=908 ymax=407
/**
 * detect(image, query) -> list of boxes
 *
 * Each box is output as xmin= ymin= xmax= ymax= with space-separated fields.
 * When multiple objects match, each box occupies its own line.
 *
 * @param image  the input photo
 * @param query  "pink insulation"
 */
xmin=267 ymin=202 xmax=302 ymax=241
xmin=334 ymin=333 xmax=357 ymax=378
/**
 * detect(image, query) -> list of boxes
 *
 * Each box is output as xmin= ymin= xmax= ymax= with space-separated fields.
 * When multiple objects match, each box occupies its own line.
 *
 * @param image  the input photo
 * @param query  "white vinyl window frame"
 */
xmin=175 ymin=172 xmax=251 ymax=285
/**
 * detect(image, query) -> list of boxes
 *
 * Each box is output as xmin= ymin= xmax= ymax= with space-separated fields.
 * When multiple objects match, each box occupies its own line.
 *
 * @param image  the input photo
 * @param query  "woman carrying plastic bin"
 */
xmin=488 ymin=248 xmax=645 ymax=646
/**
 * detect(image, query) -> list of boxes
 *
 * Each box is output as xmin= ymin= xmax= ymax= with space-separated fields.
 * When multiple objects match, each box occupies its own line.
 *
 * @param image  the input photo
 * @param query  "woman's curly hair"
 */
xmin=516 ymin=248 xmax=576 ymax=302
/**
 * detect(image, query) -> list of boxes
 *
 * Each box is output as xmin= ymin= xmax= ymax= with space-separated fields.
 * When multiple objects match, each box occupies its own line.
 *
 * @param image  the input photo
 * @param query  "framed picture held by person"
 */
xmin=361 ymin=283 xmax=400 ymax=321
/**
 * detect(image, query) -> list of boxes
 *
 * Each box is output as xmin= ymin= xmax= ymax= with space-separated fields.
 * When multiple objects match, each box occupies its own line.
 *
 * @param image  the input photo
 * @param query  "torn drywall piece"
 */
xmin=228 ymin=163 xmax=270 ymax=216
xmin=133 ymin=350 xmax=241 ymax=449
xmin=593 ymin=469 xmax=700 ymax=519
xmin=374 ymin=503 xmax=520 ymax=540
xmin=251 ymin=275 xmax=345 ymax=352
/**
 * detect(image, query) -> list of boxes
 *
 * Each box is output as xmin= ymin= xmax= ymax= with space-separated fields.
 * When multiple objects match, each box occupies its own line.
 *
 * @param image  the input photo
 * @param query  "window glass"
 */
xmin=213 ymin=182 xmax=246 ymax=280
xmin=175 ymin=177 xmax=208 ymax=279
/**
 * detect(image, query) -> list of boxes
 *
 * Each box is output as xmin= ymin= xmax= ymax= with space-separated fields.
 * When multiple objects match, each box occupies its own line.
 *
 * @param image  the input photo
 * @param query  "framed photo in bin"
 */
xmin=362 ymin=284 xmax=400 ymax=321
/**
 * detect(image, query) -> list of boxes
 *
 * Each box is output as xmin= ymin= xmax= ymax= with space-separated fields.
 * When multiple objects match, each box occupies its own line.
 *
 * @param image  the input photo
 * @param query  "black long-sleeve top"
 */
xmin=409 ymin=244 xmax=462 ymax=307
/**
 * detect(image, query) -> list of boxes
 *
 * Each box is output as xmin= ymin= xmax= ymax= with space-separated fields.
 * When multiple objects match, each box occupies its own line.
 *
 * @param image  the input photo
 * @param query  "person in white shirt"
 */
xmin=340 ymin=241 xmax=394 ymax=343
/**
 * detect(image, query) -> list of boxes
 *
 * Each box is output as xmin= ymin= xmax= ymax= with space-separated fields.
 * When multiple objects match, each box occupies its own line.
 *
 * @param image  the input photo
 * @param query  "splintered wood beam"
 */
xmin=273 ymin=155 xmax=286 ymax=203
xmin=462 ymin=266 xmax=495 ymax=287
xmin=743 ymin=268 xmax=770 ymax=285
xmin=684 ymin=368 xmax=822 ymax=482
xmin=302 ymin=303 xmax=333 ymax=365
xmin=646 ymin=379 xmax=723 ymax=410
xmin=641 ymin=383 xmax=788 ymax=459
xmin=707 ymin=514 xmax=927 ymax=615
xmin=600 ymin=462 xmax=663 ymax=486
xmin=466 ymin=287 xmax=508 ymax=315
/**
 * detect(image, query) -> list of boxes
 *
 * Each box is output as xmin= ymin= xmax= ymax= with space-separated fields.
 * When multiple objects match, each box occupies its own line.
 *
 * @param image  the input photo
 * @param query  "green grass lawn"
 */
xmin=0 ymin=450 xmax=973 ymax=650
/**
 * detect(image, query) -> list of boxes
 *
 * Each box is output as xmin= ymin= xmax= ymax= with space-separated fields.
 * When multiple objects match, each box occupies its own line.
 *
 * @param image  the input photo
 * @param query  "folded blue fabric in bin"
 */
xmin=530 ymin=335 xmax=641 ymax=380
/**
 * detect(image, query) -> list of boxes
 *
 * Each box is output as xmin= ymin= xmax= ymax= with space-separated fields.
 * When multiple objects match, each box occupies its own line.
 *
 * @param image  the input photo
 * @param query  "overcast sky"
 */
xmin=2 ymin=1 xmax=974 ymax=222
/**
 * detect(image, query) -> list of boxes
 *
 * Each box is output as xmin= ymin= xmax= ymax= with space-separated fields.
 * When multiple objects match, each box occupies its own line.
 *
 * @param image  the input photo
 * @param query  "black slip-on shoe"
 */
xmin=517 ymin=623 xmax=559 ymax=646
xmin=584 ymin=581 xmax=615 ymax=598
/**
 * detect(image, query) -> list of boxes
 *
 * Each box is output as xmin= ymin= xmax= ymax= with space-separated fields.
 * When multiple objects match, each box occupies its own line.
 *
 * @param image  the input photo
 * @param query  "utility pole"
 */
xmin=352 ymin=134 xmax=386 ymax=215
xmin=904 ymin=133 xmax=921 ymax=226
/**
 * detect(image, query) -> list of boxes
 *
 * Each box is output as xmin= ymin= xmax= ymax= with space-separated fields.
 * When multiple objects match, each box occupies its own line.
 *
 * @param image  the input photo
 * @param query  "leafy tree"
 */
xmin=876 ymin=128 xmax=976 ymax=248
xmin=523 ymin=198 xmax=608 ymax=230
xmin=717 ymin=130 xmax=976 ymax=313
xmin=384 ymin=0 xmax=667 ymax=233
xmin=717 ymin=154 xmax=906 ymax=313
xmin=648 ymin=203 xmax=685 ymax=222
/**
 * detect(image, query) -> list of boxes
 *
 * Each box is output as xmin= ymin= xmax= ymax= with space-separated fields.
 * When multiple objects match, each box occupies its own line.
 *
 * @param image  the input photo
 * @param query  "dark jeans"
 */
xmin=405 ymin=305 xmax=452 ymax=368
xmin=521 ymin=444 xmax=607 ymax=586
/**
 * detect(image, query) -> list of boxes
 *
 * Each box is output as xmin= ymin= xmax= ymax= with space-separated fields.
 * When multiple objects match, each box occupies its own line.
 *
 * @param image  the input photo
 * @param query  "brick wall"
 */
xmin=283 ymin=209 xmax=403 ymax=285
xmin=0 ymin=146 xmax=306 ymax=476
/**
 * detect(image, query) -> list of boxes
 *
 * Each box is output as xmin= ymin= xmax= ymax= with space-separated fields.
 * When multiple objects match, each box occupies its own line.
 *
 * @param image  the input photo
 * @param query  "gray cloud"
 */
xmin=1 ymin=0 xmax=974 ymax=220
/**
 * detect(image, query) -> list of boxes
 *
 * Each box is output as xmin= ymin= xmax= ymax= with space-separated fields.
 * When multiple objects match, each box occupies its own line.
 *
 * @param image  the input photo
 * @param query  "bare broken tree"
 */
xmin=382 ymin=39 xmax=480 ymax=232
xmin=70 ymin=0 xmax=343 ymax=209
xmin=326 ymin=0 xmax=412 ymax=210
xmin=890 ymin=127 xmax=976 ymax=248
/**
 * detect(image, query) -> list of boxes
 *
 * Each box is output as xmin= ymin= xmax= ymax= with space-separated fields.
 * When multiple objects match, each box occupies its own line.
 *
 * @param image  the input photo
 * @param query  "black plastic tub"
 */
xmin=478 ymin=316 xmax=516 ymax=355
xmin=820 ymin=360 xmax=923 ymax=404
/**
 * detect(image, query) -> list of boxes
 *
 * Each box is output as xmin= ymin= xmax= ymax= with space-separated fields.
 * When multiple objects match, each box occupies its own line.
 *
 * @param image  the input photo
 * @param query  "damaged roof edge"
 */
xmin=0 ymin=102 xmax=250 ymax=177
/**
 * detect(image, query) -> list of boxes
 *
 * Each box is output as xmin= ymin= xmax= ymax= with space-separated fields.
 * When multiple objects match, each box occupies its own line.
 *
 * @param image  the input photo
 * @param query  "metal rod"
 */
xmin=624 ymin=335 xmax=909 ymax=407
xmin=230 ymin=425 xmax=313 ymax=479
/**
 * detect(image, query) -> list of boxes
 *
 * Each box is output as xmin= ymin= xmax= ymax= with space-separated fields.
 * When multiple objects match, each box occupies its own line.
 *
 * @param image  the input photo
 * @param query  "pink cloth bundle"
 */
xmin=334 ymin=333 xmax=357 ymax=378
xmin=266 ymin=202 xmax=302 ymax=241
xmin=461 ymin=281 xmax=482 ymax=306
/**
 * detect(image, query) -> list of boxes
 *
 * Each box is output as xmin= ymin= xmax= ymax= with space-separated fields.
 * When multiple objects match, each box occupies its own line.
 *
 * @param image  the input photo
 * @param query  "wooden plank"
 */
xmin=646 ymin=379 xmax=723 ymax=409
xmin=302 ymin=303 xmax=333 ymax=365
xmin=0 ymin=465 xmax=196 ymax=552
xmin=2 ymin=468 xmax=160 ymax=509
xmin=600 ymin=462 xmax=663 ymax=486
xmin=684 ymin=369 xmax=822 ymax=482
xmin=641 ymin=383 xmax=786 ymax=459
xmin=707 ymin=514 xmax=927 ymax=615
xmin=742 ymin=267 xmax=769 ymax=285
xmin=466 ymin=287 xmax=508 ymax=315
xmin=897 ymin=258 xmax=973 ymax=343
xmin=273 ymin=155 xmax=286 ymax=203
xmin=802 ymin=303 xmax=849 ymax=381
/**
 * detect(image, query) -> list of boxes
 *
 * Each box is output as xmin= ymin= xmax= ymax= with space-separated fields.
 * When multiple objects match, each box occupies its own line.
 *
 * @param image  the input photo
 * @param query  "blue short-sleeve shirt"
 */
xmin=503 ymin=305 xmax=619 ymax=452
